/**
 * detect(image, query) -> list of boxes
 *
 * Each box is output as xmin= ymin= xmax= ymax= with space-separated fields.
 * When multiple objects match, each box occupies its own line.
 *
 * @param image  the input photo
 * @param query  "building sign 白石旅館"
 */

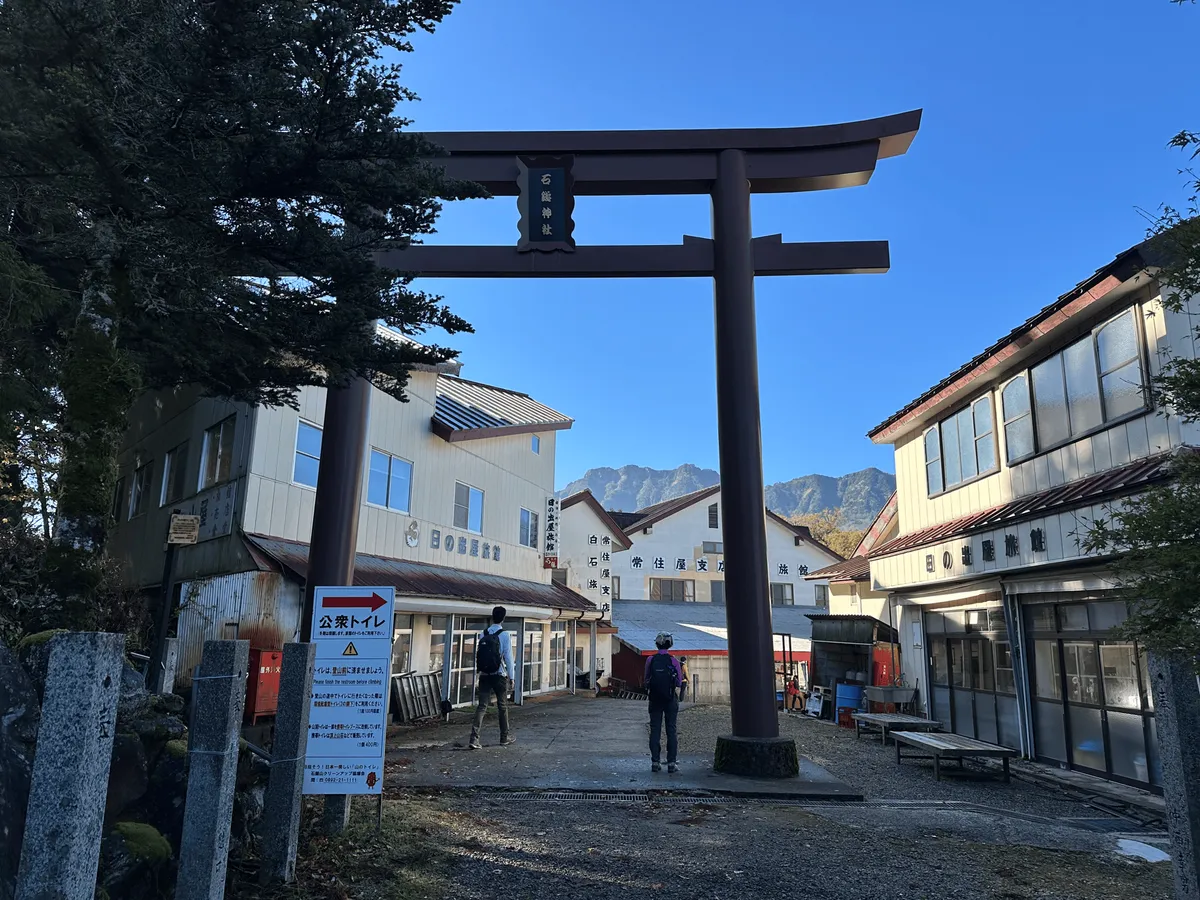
xmin=517 ymin=156 xmax=575 ymax=253
xmin=303 ymin=586 xmax=396 ymax=796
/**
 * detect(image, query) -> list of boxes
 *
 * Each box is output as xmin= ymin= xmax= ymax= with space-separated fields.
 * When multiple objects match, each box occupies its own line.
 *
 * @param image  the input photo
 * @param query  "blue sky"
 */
xmin=399 ymin=1 xmax=1198 ymax=489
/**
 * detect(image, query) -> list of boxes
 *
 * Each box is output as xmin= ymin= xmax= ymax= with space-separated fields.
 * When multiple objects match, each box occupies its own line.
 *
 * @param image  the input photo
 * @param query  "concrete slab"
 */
xmin=385 ymin=695 xmax=860 ymax=799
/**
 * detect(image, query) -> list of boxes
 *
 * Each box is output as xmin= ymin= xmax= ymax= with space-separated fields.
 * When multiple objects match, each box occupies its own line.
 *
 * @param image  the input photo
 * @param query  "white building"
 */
xmin=107 ymin=340 xmax=605 ymax=707
xmin=866 ymin=240 xmax=1200 ymax=792
xmin=557 ymin=485 xmax=842 ymax=699
xmin=605 ymin=486 xmax=841 ymax=607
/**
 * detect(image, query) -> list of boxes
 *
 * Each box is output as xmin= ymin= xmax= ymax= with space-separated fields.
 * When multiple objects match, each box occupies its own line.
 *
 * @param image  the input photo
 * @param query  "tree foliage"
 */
xmin=0 ymin=0 xmax=479 ymax=609
xmin=787 ymin=509 xmax=865 ymax=560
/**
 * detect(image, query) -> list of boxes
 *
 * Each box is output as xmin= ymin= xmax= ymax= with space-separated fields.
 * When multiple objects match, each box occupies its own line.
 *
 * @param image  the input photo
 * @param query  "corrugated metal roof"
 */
xmin=611 ymin=600 xmax=823 ymax=653
xmin=807 ymin=556 xmax=871 ymax=582
xmin=246 ymin=534 xmax=595 ymax=612
xmin=433 ymin=375 xmax=573 ymax=437
xmin=868 ymin=451 xmax=1181 ymax=558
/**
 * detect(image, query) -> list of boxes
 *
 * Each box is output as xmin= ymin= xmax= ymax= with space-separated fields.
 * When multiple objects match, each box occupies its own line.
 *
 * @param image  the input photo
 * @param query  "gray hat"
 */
xmin=655 ymin=632 xmax=674 ymax=649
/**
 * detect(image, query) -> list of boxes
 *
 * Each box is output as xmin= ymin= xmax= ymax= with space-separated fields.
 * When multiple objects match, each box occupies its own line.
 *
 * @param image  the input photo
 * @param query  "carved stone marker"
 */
xmin=176 ymin=640 xmax=248 ymax=900
xmin=1149 ymin=654 xmax=1200 ymax=900
xmin=16 ymin=632 xmax=125 ymax=900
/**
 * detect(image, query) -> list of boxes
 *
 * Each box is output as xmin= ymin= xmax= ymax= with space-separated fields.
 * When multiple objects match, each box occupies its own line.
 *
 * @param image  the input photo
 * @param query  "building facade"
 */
xmin=866 ymin=242 xmax=1200 ymax=792
xmin=604 ymin=486 xmax=841 ymax=607
xmin=107 ymin=341 xmax=605 ymax=705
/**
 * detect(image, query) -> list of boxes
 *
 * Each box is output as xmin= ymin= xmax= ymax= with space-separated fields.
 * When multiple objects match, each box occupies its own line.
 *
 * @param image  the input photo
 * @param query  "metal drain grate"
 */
xmin=1063 ymin=817 xmax=1153 ymax=835
xmin=505 ymin=791 xmax=737 ymax=804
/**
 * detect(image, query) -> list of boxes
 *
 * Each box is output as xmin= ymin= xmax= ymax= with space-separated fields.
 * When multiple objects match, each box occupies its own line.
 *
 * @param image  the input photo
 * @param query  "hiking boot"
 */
xmin=468 ymin=740 xmax=482 ymax=750
xmin=667 ymin=763 xmax=679 ymax=774
xmin=651 ymin=762 xmax=662 ymax=773
xmin=500 ymin=736 xmax=516 ymax=746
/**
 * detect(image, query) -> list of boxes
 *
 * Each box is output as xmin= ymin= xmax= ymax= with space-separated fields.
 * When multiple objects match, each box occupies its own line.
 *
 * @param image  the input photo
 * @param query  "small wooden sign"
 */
xmin=167 ymin=514 xmax=201 ymax=545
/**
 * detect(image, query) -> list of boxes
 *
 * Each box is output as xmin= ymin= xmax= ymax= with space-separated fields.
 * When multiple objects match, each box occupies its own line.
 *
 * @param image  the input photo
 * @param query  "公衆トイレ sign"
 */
xmin=303 ymin=586 xmax=395 ymax=795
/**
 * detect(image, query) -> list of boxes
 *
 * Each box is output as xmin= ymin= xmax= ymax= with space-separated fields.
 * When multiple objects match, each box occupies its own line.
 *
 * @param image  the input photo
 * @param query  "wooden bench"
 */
xmin=892 ymin=731 xmax=1017 ymax=782
xmin=852 ymin=713 xmax=942 ymax=746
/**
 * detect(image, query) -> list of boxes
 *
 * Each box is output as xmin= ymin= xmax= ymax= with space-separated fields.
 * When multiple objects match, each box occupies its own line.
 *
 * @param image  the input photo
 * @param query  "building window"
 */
xmin=454 ymin=482 xmax=484 ymax=533
xmin=813 ymin=584 xmax=829 ymax=606
xmin=200 ymin=416 xmax=236 ymax=490
xmin=531 ymin=434 xmax=541 ymax=454
xmin=519 ymin=508 xmax=539 ymax=549
xmin=129 ymin=460 xmax=153 ymax=519
xmin=1001 ymin=376 xmax=1034 ymax=463
xmin=1005 ymin=307 xmax=1147 ymax=459
xmin=649 ymin=578 xmax=694 ymax=602
xmin=611 ymin=576 xmax=621 ymax=600
xmin=293 ymin=421 xmax=322 ymax=487
xmin=111 ymin=475 xmax=127 ymax=521
xmin=770 ymin=582 xmax=795 ymax=606
xmin=702 ymin=541 xmax=723 ymax=554
xmin=367 ymin=450 xmax=412 ymax=512
xmin=711 ymin=580 xmax=724 ymax=603
xmin=924 ymin=396 xmax=997 ymax=496
xmin=161 ymin=442 xmax=190 ymax=506
xmin=708 ymin=502 xmax=719 ymax=529
xmin=551 ymin=568 xmax=567 ymax=585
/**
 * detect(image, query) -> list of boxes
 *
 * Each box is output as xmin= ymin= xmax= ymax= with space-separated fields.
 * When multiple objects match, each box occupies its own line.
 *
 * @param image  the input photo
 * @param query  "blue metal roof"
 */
xmin=611 ymin=601 xmax=824 ymax=654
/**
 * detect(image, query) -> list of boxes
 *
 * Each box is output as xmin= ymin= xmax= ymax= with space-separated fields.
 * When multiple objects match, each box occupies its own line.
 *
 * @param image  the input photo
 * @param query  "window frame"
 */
xmin=453 ymin=481 xmax=484 ymax=534
xmin=649 ymin=578 xmax=695 ymax=602
xmin=769 ymin=582 xmax=795 ymax=606
xmin=924 ymin=395 xmax=999 ymax=498
xmin=1010 ymin=305 xmax=1152 ymax=461
xmin=1001 ymin=374 xmax=1037 ymax=466
xmin=708 ymin=502 xmax=719 ymax=529
xmin=111 ymin=475 xmax=127 ymax=522
xmin=199 ymin=416 xmax=236 ymax=491
xmin=292 ymin=419 xmax=322 ymax=489
xmin=128 ymin=459 xmax=154 ymax=520
xmin=160 ymin=441 xmax=190 ymax=507
xmin=366 ymin=449 xmax=413 ymax=513
xmin=814 ymin=584 xmax=829 ymax=606
xmin=519 ymin=507 xmax=539 ymax=549
xmin=531 ymin=434 xmax=541 ymax=454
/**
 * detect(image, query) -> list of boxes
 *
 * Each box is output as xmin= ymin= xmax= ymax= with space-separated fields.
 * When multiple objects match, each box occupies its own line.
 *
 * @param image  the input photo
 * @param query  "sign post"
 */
xmin=303 ymin=586 xmax=395 ymax=805
xmin=145 ymin=511 xmax=200 ymax=689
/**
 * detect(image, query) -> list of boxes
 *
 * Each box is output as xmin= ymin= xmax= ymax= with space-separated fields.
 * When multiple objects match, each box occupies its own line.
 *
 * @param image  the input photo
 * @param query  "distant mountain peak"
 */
xmin=557 ymin=464 xmax=895 ymax=530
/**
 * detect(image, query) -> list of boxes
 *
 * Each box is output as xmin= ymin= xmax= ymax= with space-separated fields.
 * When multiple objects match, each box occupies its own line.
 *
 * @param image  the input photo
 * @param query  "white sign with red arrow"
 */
xmin=303 ymin=585 xmax=395 ymax=796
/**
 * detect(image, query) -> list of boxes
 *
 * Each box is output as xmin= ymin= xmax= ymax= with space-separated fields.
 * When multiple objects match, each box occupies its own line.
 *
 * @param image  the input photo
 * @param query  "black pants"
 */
xmin=649 ymin=697 xmax=679 ymax=764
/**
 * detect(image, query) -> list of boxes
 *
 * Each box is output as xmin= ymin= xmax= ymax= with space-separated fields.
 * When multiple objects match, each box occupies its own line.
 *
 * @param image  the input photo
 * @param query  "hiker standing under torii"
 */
xmin=645 ymin=631 xmax=683 ymax=773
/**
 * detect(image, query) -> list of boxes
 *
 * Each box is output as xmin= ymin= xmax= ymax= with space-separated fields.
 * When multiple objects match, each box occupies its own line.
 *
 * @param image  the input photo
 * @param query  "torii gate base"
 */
xmin=364 ymin=112 xmax=920 ymax=778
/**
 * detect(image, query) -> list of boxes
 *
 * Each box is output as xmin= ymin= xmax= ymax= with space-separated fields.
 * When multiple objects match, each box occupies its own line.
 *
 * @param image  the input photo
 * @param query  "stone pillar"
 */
xmin=150 ymin=638 xmax=179 ymax=695
xmin=1149 ymin=654 xmax=1200 ymax=900
xmin=260 ymin=643 xmax=316 ymax=885
xmin=16 ymin=632 xmax=125 ymax=900
xmin=176 ymin=640 xmax=249 ymax=900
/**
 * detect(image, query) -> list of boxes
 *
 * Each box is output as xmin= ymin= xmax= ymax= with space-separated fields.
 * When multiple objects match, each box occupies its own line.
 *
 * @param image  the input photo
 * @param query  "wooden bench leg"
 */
xmin=933 ymin=755 xmax=941 ymax=781
xmin=1003 ymin=756 xmax=1010 ymax=784
xmin=880 ymin=726 xmax=888 ymax=747
xmin=855 ymin=721 xmax=861 ymax=740
xmin=895 ymin=739 xmax=902 ymax=765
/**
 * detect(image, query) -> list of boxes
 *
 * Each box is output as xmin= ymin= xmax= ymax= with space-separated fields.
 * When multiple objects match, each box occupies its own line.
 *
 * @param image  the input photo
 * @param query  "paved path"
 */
xmin=386 ymin=695 xmax=859 ymax=798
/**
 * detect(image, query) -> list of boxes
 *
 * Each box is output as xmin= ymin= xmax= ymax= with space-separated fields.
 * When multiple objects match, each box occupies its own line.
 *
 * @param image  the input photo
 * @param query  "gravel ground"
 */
xmin=430 ymin=795 xmax=1171 ymax=900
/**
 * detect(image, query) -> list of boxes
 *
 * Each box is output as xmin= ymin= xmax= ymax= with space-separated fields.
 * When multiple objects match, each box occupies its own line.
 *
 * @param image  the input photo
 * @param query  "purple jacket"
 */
xmin=645 ymin=650 xmax=683 ymax=688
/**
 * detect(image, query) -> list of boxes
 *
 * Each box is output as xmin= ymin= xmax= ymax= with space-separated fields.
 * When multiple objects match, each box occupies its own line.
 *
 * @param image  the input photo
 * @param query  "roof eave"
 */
xmin=431 ymin=417 xmax=573 ymax=444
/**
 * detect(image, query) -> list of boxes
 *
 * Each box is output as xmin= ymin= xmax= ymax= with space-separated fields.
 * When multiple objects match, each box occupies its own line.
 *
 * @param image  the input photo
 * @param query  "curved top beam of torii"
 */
xmin=419 ymin=109 xmax=922 ymax=196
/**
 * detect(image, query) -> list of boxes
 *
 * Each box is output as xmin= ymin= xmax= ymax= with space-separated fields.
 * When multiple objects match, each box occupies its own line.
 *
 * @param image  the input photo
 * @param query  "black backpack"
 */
xmin=646 ymin=654 xmax=677 ymax=702
xmin=476 ymin=628 xmax=503 ymax=674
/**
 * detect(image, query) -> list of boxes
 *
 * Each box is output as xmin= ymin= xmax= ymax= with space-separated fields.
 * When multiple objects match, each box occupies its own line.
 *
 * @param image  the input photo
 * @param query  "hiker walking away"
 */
xmin=468 ymin=606 xmax=515 ymax=750
xmin=645 ymin=632 xmax=683 ymax=773
xmin=678 ymin=656 xmax=691 ymax=702
xmin=786 ymin=674 xmax=801 ymax=711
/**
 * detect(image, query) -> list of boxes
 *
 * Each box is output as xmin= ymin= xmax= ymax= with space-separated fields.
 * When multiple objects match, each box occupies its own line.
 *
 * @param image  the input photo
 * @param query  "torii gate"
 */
xmin=312 ymin=110 xmax=921 ymax=780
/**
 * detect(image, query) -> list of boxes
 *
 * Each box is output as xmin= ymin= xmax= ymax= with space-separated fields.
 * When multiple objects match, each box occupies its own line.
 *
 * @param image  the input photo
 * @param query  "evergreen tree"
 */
xmin=0 ymin=0 xmax=480 ymax=605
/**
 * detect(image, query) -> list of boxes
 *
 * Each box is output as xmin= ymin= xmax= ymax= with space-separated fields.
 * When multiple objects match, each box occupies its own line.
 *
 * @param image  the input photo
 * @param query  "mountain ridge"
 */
xmin=557 ymin=464 xmax=895 ymax=531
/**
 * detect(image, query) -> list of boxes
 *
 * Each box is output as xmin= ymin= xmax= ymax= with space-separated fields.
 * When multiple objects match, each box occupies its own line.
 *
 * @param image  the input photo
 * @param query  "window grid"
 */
xmin=649 ymin=578 xmax=694 ymax=602
xmin=293 ymin=421 xmax=322 ymax=487
xmin=367 ymin=450 xmax=413 ymax=512
xmin=769 ymin=582 xmax=795 ymax=606
xmin=519 ymin=508 xmax=539 ymax=549
xmin=161 ymin=442 xmax=190 ymax=506
xmin=200 ymin=417 xmax=236 ymax=490
xmin=454 ymin=482 xmax=484 ymax=533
